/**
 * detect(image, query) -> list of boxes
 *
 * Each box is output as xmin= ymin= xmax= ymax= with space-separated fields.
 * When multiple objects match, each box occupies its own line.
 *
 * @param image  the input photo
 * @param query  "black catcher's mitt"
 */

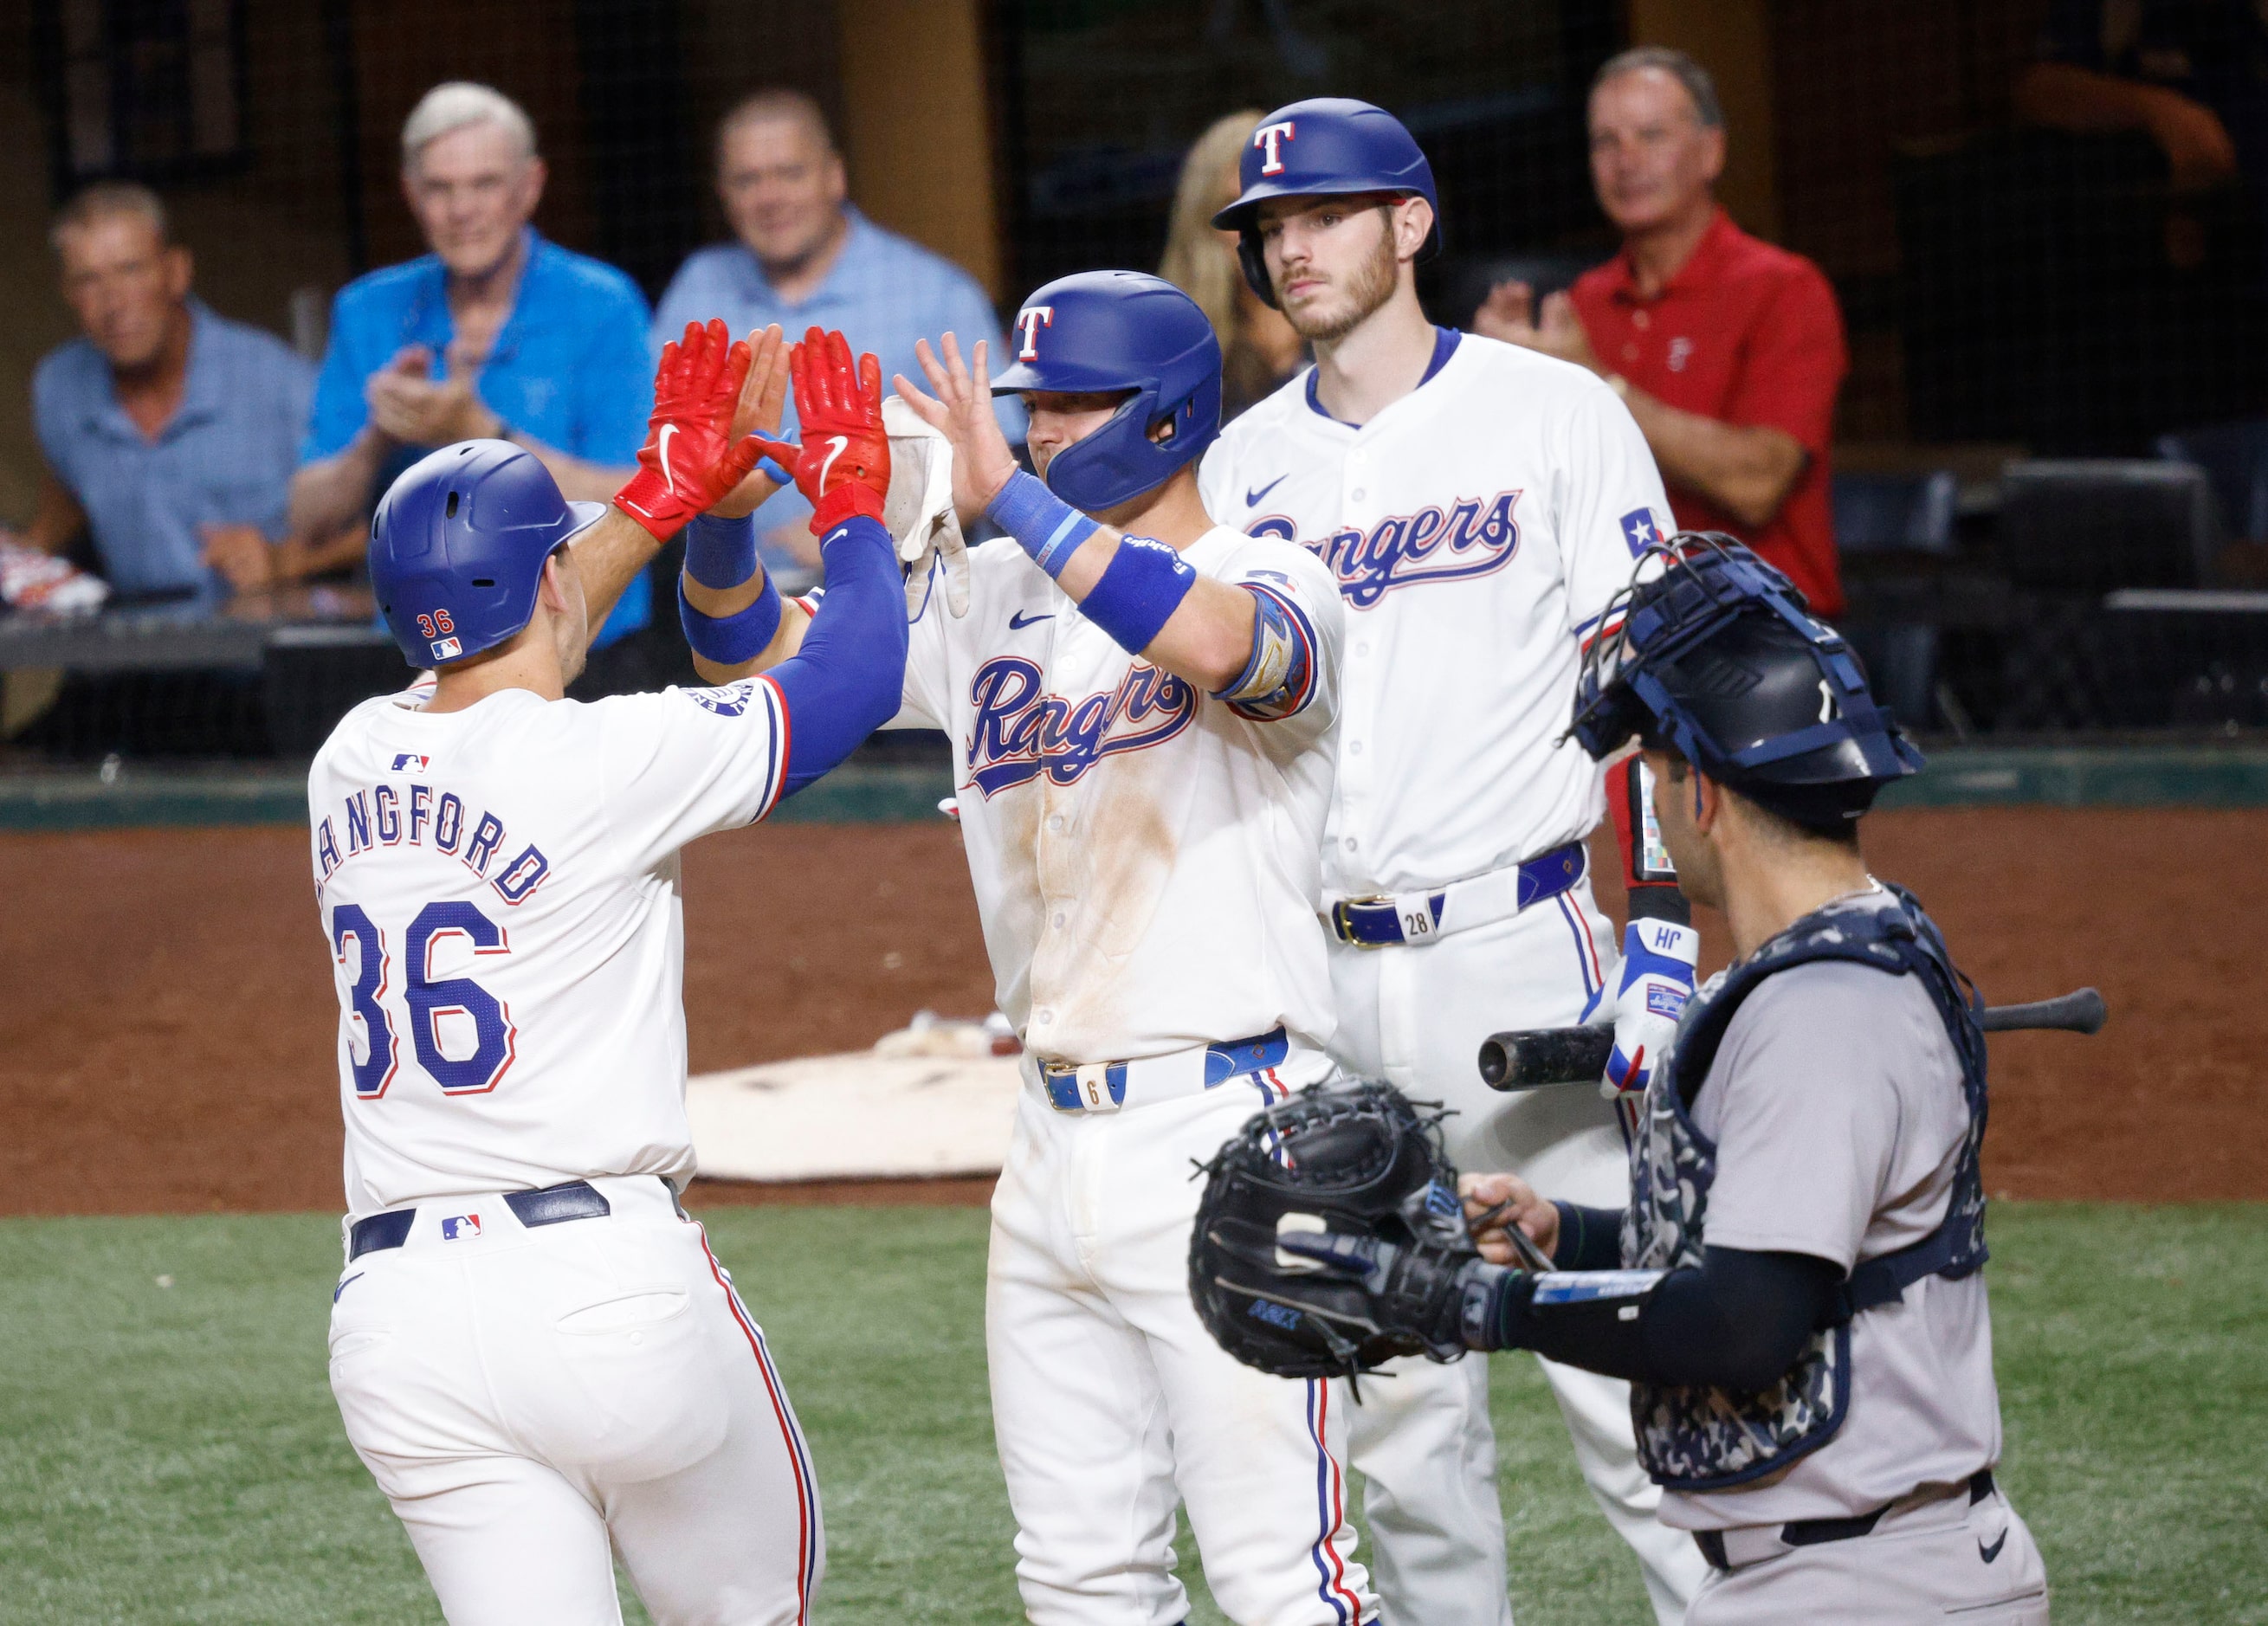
xmin=1189 ymin=1080 xmax=1483 ymax=1380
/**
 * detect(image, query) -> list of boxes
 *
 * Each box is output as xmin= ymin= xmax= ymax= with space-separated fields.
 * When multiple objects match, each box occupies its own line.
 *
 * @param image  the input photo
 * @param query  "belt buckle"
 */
xmin=1044 ymin=1059 xmax=1123 ymax=1113
xmin=1331 ymin=896 xmax=1391 ymax=948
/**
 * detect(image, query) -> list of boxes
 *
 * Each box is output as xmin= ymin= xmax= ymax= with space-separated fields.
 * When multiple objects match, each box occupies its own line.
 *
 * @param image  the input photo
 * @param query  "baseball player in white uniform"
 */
xmin=710 ymin=277 xmax=1374 ymax=1626
xmin=1199 ymin=100 xmax=1709 ymax=1624
xmin=313 ymin=319 xmax=909 ymax=1625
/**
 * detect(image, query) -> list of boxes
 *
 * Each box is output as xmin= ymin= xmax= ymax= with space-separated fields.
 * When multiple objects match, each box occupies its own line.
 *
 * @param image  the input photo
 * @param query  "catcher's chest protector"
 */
xmin=1619 ymin=884 xmax=1990 ymax=1492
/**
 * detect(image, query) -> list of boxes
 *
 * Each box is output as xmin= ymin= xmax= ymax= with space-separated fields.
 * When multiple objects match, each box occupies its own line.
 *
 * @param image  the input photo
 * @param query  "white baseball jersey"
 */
xmin=1203 ymin=333 xmax=1706 ymax=1626
xmin=884 ymin=526 xmax=1342 ymax=1062
xmin=308 ymin=674 xmax=791 ymax=1216
xmin=1198 ymin=332 xmax=1673 ymax=898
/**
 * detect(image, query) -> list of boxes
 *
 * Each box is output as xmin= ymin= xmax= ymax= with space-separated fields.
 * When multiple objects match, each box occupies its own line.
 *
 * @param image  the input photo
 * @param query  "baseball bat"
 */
xmin=1478 ymin=986 xmax=2108 ymax=1092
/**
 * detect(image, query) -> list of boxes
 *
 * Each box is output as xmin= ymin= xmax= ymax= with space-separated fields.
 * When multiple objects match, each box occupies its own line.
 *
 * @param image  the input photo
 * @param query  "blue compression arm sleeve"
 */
xmin=764 ymin=515 xmax=908 ymax=796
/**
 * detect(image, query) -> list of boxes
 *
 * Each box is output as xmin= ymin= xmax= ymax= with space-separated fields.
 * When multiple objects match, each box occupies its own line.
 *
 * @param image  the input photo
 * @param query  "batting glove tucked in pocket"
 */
xmin=1582 ymin=917 xmax=1700 ymax=1097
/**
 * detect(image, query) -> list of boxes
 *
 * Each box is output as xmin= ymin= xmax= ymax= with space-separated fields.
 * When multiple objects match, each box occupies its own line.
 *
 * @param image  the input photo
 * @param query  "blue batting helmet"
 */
xmin=1571 ymin=536 xmax=1923 ymax=830
xmin=368 ymin=440 xmax=606 ymax=668
xmin=990 ymin=270 xmax=1222 ymax=513
xmin=1211 ymin=99 xmax=1440 ymax=308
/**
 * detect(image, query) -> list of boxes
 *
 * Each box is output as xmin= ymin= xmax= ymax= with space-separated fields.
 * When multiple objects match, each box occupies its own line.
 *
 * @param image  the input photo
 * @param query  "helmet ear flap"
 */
xmin=1237 ymin=229 xmax=1278 ymax=309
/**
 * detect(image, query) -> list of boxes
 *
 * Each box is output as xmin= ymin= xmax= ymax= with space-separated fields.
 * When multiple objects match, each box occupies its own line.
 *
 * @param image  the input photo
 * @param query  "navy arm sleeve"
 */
xmin=763 ymin=516 xmax=908 ymax=796
xmin=1487 ymin=1245 xmax=1843 ymax=1390
xmin=1550 ymin=1202 xmax=1627 ymax=1272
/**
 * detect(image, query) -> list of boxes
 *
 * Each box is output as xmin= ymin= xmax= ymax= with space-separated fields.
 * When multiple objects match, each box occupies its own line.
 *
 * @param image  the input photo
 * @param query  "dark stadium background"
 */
xmin=3 ymin=0 xmax=2265 ymax=755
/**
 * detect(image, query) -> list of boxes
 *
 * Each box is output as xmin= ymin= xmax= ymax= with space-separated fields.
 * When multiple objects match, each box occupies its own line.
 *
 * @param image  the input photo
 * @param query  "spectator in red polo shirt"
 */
xmin=1476 ymin=47 xmax=1850 ymax=614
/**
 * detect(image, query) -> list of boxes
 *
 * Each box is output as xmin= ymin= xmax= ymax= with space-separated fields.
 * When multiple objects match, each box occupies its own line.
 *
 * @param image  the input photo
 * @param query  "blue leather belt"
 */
xmin=347 ymin=1178 xmax=617 ymax=1261
xmin=1330 ymin=841 xmax=1586 ymax=948
xmin=1041 ymin=1026 xmax=1290 ymax=1113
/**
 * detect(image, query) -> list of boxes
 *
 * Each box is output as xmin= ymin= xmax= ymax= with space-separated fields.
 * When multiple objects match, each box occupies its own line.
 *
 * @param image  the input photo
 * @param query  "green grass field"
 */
xmin=2 ymin=1205 xmax=2262 ymax=1624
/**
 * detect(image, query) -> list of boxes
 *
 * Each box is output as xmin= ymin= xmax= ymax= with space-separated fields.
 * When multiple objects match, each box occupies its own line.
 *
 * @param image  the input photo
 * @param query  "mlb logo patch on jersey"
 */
xmin=390 ymin=752 xmax=430 ymax=773
xmin=683 ymin=680 xmax=759 ymax=718
xmin=430 ymin=636 xmax=463 ymax=661
xmin=1620 ymin=508 xmax=1664 ymax=558
xmin=440 ymin=1214 xmax=481 ymax=1242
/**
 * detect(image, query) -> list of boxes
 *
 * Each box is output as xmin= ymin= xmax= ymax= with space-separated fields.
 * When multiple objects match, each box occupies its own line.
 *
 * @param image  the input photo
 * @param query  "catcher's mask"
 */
xmin=1190 ymin=1081 xmax=1470 ymax=1381
xmin=1569 ymin=534 xmax=1923 ymax=832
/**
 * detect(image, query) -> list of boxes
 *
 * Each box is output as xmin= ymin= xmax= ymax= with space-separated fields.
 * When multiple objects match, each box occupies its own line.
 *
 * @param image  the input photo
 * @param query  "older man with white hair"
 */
xmin=292 ymin=81 xmax=659 ymax=665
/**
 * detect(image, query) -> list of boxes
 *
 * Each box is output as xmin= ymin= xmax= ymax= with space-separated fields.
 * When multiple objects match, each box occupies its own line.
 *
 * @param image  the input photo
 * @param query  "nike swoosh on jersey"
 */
xmin=1245 ymin=474 xmax=1288 ymax=507
xmin=1979 ymin=1531 xmax=2008 ymax=1565
xmin=657 ymin=423 xmax=678 ymax=494
xmin=1008 ymin=610 xmax=1053 ymax=630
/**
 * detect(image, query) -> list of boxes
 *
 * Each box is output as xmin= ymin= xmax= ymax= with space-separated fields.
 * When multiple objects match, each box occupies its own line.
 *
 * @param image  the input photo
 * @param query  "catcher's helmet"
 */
xmin=368 ymin=440 xmax=606 ymax=668
xmin=1571 ymin=535 xmax=1923 ymax=830
xmin=991 ymin=270 xmax=1222 ymax=513
xmin=1210 ymin=98 xmax=1440 ymax=308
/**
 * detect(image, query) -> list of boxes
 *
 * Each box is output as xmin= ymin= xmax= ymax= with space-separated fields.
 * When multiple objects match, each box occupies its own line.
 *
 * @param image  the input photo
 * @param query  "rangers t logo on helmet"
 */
xmin=990 ymin=271 xmax=1223 ymax=513
xmin=1253 ymin=120 xmax=1296 ymax=174
xmin=1211 ymin=99 xmax=1441 ymax=311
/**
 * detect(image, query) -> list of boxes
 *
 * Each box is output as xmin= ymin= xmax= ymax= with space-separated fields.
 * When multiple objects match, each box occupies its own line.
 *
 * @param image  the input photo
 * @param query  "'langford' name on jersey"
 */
xmin=309 ymin=678 xmax=791 ymax=1215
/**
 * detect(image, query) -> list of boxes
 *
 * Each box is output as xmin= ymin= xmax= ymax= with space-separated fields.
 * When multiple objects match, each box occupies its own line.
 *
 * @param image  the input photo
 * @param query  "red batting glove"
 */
xmin=614 ymin=319 xmax=796 ymax=540
xmin=785 ymin=327 xmax=891 ymax=535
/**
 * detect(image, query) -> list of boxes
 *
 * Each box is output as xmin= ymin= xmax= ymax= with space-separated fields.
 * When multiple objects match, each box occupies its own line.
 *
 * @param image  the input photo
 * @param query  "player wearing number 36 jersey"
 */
xmin=309 ymin=320 xmax=905 ymax=1626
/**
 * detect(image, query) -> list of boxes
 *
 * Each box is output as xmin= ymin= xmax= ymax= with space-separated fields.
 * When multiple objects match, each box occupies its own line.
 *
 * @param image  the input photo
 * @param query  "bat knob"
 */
xmin=1477 ymin=1038 xmax=1512 ymax=1088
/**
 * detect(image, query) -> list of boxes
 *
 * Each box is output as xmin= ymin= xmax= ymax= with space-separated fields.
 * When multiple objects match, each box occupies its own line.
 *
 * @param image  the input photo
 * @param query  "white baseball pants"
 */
xmin=1327 ymin=884 xmax=1707 ymax=1626
xmin=327 ymin=1176 xmax=823 ymax=1626
xmin=987 ymin=1057 xmax=1379 ymax=1626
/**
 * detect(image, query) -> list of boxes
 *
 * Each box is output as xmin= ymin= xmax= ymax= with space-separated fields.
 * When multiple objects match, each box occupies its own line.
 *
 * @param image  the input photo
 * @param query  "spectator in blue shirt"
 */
xmin=289 ymin=82 xmax=656 ymax=654
xmin=654 ymin=88 xmax=1021 ymax=568
xmin=25 ymin=182 xmax=332 ymax=602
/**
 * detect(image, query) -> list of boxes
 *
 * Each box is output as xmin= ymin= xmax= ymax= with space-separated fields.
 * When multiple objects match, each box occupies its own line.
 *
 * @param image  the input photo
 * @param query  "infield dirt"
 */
xmin=2 ymin=808 xmax=2256 ymax=1215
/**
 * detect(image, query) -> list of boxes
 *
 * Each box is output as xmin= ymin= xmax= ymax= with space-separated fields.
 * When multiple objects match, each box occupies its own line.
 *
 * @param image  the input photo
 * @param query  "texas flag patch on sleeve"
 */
xmin=1620 ymin=508 xmax=1664 ymax=558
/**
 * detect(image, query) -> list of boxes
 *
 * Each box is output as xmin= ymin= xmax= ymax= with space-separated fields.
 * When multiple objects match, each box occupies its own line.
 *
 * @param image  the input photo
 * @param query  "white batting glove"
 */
xmin=1581 ymin=917 xmax=1700 ymax=1098
xmin=881 ymin=395 xmax=970 ymax=618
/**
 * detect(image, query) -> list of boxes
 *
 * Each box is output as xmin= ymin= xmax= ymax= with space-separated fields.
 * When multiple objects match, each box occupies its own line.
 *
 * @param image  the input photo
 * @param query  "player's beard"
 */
xmin=1280 ymin=214 xmax=1399 ymax=345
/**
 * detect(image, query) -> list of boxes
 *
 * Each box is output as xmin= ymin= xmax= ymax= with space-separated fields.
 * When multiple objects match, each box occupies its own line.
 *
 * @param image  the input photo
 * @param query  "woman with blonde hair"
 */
xmin=1160 ymin=110 xmax=1307 ymax=419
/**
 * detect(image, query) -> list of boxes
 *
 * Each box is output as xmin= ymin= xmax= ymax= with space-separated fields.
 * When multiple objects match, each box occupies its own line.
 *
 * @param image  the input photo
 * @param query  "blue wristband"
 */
xmin=683 ymin=513 xmax=759 ymax=590
xmin=985 ymin=468 xmax=1098 ymax=578
xmin=759 ymin=455 xmax=794 ymax=488
xmin=1080 ymin=535 xmax=1197 ymax=657
xmin=678 ymin=571 xmax=782 ymax=665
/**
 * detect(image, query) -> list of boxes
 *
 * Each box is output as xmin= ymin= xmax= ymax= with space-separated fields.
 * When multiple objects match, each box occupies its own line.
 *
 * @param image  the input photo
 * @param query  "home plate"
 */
xmin=688 ymin=1023 xmax=1024 ymax=1183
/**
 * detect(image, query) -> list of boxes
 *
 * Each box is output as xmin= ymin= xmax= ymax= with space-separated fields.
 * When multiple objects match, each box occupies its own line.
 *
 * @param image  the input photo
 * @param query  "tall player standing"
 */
xmin=310 ymin=319 xmax=907 ymax=1626
xmin=1198 ymin=100 xmax=1709 ymax=1625
xmin=710 ymin=276 xmax=1376 ymax=1626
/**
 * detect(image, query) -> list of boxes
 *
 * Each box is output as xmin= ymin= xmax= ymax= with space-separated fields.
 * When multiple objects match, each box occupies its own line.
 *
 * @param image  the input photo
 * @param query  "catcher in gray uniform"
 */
xmin=1193 ymin=537 xmax=2050 ymax=1624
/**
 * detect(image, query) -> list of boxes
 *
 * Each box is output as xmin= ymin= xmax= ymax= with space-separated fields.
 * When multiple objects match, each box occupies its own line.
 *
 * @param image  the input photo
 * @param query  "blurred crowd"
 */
xmin=14 ymin=3 xmax=2266 ymax=666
